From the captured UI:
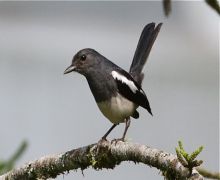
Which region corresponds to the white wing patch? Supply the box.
[111,71,138,93]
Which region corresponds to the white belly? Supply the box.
[97,93,136,124]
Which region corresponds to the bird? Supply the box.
[64,22,162,142]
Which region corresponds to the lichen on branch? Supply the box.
[0,141,204,180]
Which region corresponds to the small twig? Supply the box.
[0,141,27,175]
[205,0,220,15]
[197,167,220,180]
[163,0,172,17]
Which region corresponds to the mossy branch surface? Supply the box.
[0,141,204,180]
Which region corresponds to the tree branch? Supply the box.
[0,141,205,180]
[197,168,220,180]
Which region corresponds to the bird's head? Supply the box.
[64,48,101,76]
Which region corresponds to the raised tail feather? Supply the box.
[129,23,162,85]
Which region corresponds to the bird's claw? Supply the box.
[111,138,124,145]
[96,138,109,153]
[98,137,108,145]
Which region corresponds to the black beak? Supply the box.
[64,65,76,74]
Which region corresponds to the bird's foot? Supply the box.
[111,138,125,145]
[98,137,108,145]
[96,137,109,153]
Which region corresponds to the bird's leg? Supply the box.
[100,124,118,142]
[97,124,118,152]
[121,117,131,141]
[111,117,131,144]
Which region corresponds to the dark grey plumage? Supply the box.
[130,23,162,85]
[64,23,162,141]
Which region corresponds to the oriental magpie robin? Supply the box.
[64,23,162,141]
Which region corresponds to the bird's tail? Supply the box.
[129,23,162,85]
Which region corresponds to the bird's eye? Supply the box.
[80,55,86,61]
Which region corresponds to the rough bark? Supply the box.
[0,141,204,180]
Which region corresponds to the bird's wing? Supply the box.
[111,69,152,115]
